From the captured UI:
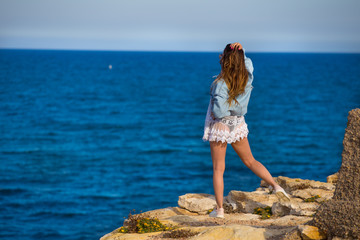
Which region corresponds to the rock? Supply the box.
[100,230,160,240]
[189,225,238,240]
[267,215,313,227]
[226,190,279,213]
[331,237,357,240]
[271,201,291,216]
[261,176,335,194]
[165,213,312,228]
[312,201,360,239]
[312,108,360,239]
[272,199,319,217]
[283,227,303,240]
[326,172,339,184]
[290,188,333,201]
[333,109,360,201]
[122,207,199,227]
[255,187,268,192]
[160,215,201,228]
[179,212,261,226]
[136,206,198,220]
[278,224,327,240]
[223,195,241,213]
[178,193,216,214]
[100,173,344,240]
[298,224,327,240]
[189,224,295,240]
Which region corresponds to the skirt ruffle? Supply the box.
[202,97,249,144]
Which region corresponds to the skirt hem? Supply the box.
[202,123,249,144]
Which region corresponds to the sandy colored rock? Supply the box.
[137,206,198,220]
[100,230,160,240]
[271,201,292,217]
[160,215,202,228]
[298,224,326,240]
[175,212,260,225]
[190,225,239,240]
[288,201,318,217]
[178,193,216,214]
[312,109,360,239]
[283,227,303,240]
[261,176,335,194]
[291,188,333,201]
[255,187,268,192]
[272,198,319,217]
[188,224,294,240]
[326,172,339,184]
[267,215,312,227]
[101,171,346,240]
[226,190,279,213]
[331,237,357,240]
[101,174,336,240]
[164,213,312,229]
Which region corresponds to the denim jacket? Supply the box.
[210,52,254,119]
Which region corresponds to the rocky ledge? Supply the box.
[101,109,360,240]
[101,174,339,240]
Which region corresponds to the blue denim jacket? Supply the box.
[210,53,254,119]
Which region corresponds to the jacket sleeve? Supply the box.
[243,49,254,75]
[244,56,254,82]
[211,81,230,119]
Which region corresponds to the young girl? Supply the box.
[202,42,291,218]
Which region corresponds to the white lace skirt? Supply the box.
[202,97,249,144]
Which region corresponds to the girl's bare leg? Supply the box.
[231,137,281,190]
[210,140,227,209]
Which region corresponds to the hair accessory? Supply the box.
[230,45,234,50]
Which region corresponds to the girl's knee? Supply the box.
[243,158,256,168]
[213,165,225,173]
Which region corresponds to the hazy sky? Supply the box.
[1,0,359,52]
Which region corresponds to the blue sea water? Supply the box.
[0,49,359,240]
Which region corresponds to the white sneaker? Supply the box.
[209,207,224,218]
[269,185,291,201]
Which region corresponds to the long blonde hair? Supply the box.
[213,43,249,107]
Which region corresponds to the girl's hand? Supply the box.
[230,42,242,50]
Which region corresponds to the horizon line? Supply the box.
[1,47,359,54]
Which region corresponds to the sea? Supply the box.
[0,49,359,240]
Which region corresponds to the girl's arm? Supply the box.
[211,81,230,119]
[244,49,254,76]
[244,53,254,86]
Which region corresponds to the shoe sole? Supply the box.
[275,191,291,202]
[209,212,225,218]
